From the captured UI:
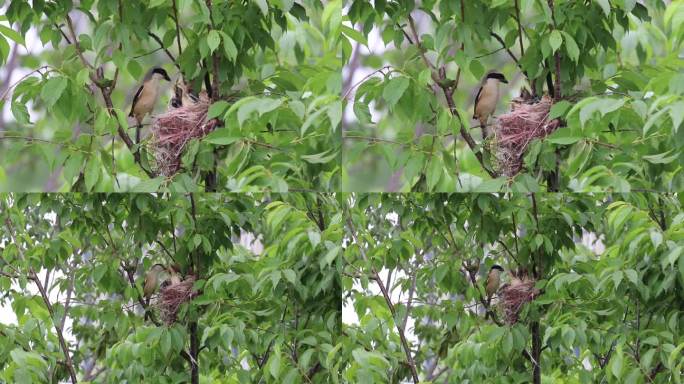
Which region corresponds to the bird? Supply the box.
[129,67,171,144]
[143,263,168,301]
[170,78,199,108]
[473,72,509,139]
[143,263,183,302]
[485,264,505,305]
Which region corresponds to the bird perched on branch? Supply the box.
[143,263,181,303]
[129,67,171,145]
[474,72,509,139]
[485,264,505,306]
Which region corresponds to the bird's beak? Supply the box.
[164,73,171,81]
[501,78,509,84]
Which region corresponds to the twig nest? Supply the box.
[157,275,197,324]
[150,94,219,176]
[493,96,562,177]
[499,277,540,324]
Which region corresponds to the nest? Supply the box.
[150,95,219,176]
[499,278,540,324]
[157,275,197,324]
[493,96,562,177]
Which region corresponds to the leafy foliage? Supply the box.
[342,193,684,383]
[0,0,341,192]
[342,0,683,192]
[0,193,341,383]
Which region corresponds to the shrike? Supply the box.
[485,264,505,305]
[473,72,509,139]
[129,67,171,144]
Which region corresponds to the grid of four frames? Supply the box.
[1,1,683,383]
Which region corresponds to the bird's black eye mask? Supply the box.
[486,72,509,83]
[490,265,504,271]
[152,68,171,81]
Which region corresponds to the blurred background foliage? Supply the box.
[0,0,341,192]
[0,193,341,383]
[342,193,684,383]
[342,0,684,192]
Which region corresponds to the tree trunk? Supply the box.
[531,321,541,384]
[190,321,199,384]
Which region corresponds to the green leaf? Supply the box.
[40,76,68,108]
[662,245,684,269]
[204,128,241,145]
[237,98,283,127]
[327,101,342,131]
[268,351,281,378]
[84,156,100,191]
[320,245,341,269]
[549,100,572,119]
[131,177,165,192]
[208,101,230,119]
[0,25,25,46]
[561,32,579,62]
[11,102,30,124]
[283,269,297,284]
[549,30,563,53]
[253,0,268,15]
[301,149,337,164]
[502,331,513,354]
[611,349,623,378]
[221,32,238,61]
[342,25,367,46]
[546,132,581,145]
[128,60,142,80]
[160,329,172,356]
[382,76,410,107]
[207,30,220,53]
[426,156,442,190]
[596,0,611,16]
[643,150,678,164]
[149,0,167,7]
[669,102,684,133]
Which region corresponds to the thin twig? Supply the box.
[64,13,154,177]
[342,65,391,100]
[3,211,78,384]
[172,0,183,57]
[345,209,420,383]
[147,32,181,69]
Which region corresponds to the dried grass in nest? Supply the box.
[157,275,197,325]
[499,278,540,324]
[151,95,220,176]
[493,96,562,177]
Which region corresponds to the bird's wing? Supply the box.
[473,85,483,117]
[129,84,144,117]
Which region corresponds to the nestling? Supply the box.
[129,67,171,144]
[473,72,509,139]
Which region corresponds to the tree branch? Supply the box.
[345,210,420,383]
[147,32,181,70]
[547,0,562,99]
[514,0,525,57]
[65,13,154,178]
[3,213,78,383]
[172,0,183,57]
